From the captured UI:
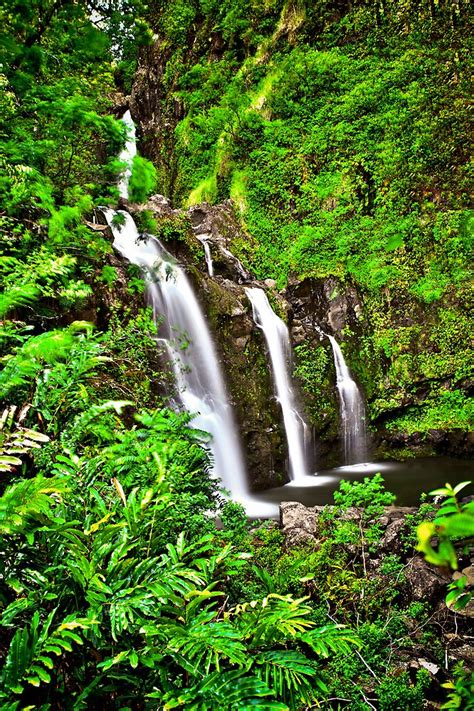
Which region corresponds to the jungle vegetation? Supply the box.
[0,0,473,709]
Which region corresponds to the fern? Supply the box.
[1,611,96,696]
[300,624,361,658]
[0,476,68,537]
[0,284,40,318]
[153,668,289,710]
[254,649,321,708]
[232,594,314,645]
[160,611,247,674]
[0,406,49,472]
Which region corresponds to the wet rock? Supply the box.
[379,518,408,554]
[375,427,474,459]
[285,277,364,341]
[405,556,451,602]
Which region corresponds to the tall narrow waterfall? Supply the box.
[106,110,278,515]
[104,209,249,500]
[118,110,136,199]
[196,235,214,276]
[327,335,368,464]
[246,288,310,483]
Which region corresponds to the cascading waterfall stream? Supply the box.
[327,335,368,465]
[245,288,310,483]
[196,234,214,277]
[118,110,136,199]
[102,109,266,508]
[104,209,250,502]
[221,247,250,282]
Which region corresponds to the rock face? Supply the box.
[123,195,472,481]
[285,277,364,344]
[280,501,419,550]
[404,556,451,602]
[377,427,474,459]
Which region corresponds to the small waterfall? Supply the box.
[245,288,310,483]
[221,247,250,282]
[327,335,368,464]
[196,234,214,276]
[118,109,136,199]
[104,209,250,500]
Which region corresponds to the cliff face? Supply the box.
[126,1,472,475]
[128,197,473,483]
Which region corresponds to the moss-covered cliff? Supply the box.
[130,0,473,457]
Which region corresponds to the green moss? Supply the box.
[293,343,337,428]
[386,390,473,435]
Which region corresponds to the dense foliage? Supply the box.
[1,1,472,709]
[141,0,473,441]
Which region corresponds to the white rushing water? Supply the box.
[245,288,310,483]
[327,335,368,465]
[103,110,279,516]
[196,234,214,276]
[118,110,136,199]
[221,247,250,282]
[104,209,251,502]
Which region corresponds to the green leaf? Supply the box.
[129,651,139,669]
[453,481,472,495]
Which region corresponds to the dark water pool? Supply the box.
[246,457,473,519]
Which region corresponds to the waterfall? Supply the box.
[104,209,250,500]
[105,110,278,516]
[327,335,368,464]
[118,109,136,199]
[221,247,250,282]
[196,234,214,276]
[245,288,310,483]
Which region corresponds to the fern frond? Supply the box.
[0,476,68,536]
[0,406,49,472]
[0,285,39,318]
[1,611,96,695]
[161,612,247,674]
[154,668,289,710]
[300,624,361,658]
[254,650,320,708]
[232,595,314,645]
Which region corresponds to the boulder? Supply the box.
[280,502,323,547]
[404,556,451,602]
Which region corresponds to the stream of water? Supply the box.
[328,335,368,464]
[246,287,310,483]
[103,209,258,506]
[118,109,136,199]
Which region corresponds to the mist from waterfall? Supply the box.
[327,335,368,465]
[245,288,310,483]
